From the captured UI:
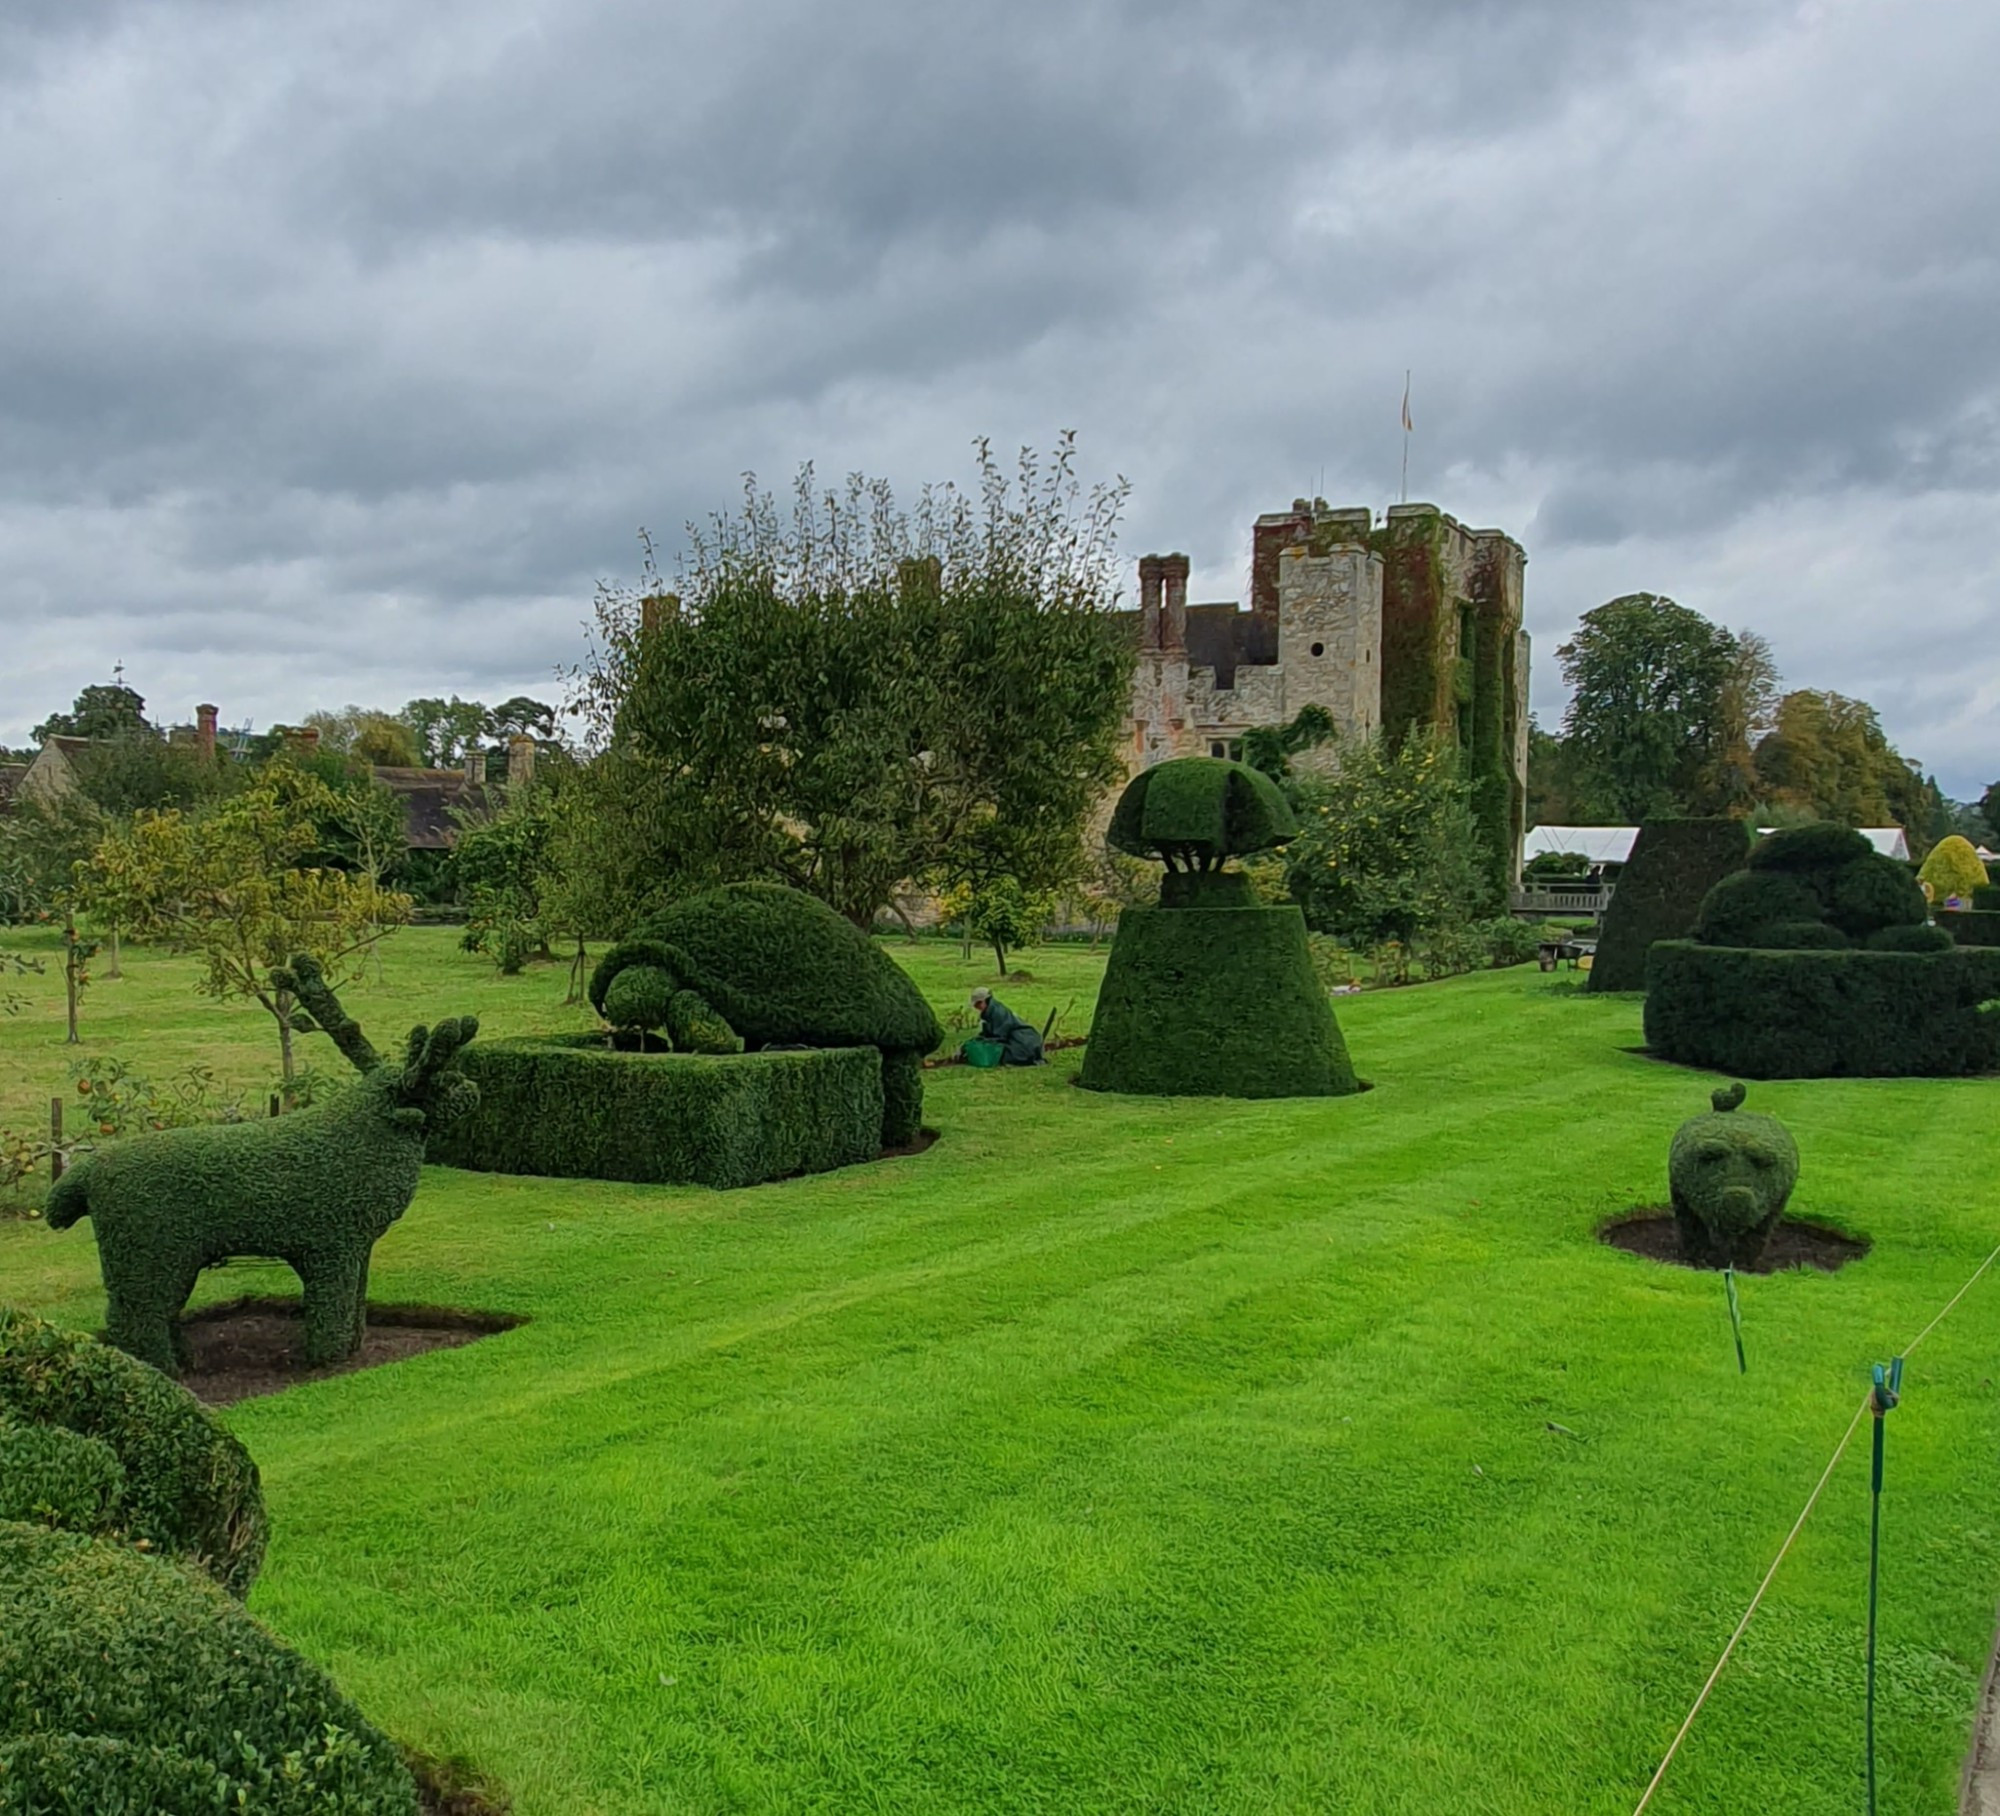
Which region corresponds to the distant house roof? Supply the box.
[1526,825,1914,865]
[370,766,486,850]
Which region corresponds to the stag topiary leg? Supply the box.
[298,1253,365,1366]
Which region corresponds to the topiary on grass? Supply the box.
[1587,817,1751,992]
[1649,820,1989,1077]
[1918,833,1989,904]
[1667,1083,1800,1269]
[589,884,941,1146]
[0,1522,418,1815]
[431,1036,884,1189]
[1083,757,1360,1098]
[0,1308,264,1595]
[44,956,479,1376]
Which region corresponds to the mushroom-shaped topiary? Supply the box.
[1667,1083,1800,1269]
[1108,757,1298,907]
[1081,757,1359,1098]
[589,884,942,1145]
[1919,833,1989,905]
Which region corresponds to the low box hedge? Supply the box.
[428,1035,885,1190]
[1936,908,2000,948]
[1644,941,2000,1078]
[1975,885,2000,911]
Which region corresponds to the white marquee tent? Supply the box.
[1525,825,1914,866]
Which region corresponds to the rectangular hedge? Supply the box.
[1644,942,2000,1078]
[1939,909,2000,947]
[429,1036,884,1190]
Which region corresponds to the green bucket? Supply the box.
[962,1038,1005,1069]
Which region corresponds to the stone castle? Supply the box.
[1119,499,1531,888]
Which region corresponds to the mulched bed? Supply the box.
[173,1297,525,1406]
[878,1128,940,1160]
[1600,1207,1870,1274]
[407,1750,511,1815]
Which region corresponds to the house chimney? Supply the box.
[507,734,536,788]
[640,592,681,638]
[1138,555,1164,650]
[196,704,218,763]
[463,749,485,785]
[1160,554,1189,654]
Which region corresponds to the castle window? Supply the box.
[1208,739,1244,761]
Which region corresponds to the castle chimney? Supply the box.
[463,749,485,785]
[507,734,537,789]
[1160,554,1189,654]
[196,703,218,763]
[1138,555,1164,650]
[296,725,320,753]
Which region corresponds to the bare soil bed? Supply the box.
[174,1296,525,1405]
[1600,1207,1870,1273]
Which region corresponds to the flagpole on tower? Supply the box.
[1400,370,1412,505]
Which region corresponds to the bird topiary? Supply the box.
[1667,1084,1800,1269]
[0,1521,418,1815]
[588,883,942,1146]
[0,1307,265,1595]
[1082,757,1360,1098]
[44,956,479,1375]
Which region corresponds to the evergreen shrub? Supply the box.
[1587,818,1751,992]
[590,884,940,1146]
[1644,942,2000,1077]
[431,1036,885,1189]
[1079,906,1360,1097]
[1667,1083,1799,1269]
[1975,885,2000,911]
[43,957,479,1374]
[0,1522,416,1816]
[1936,909,2000,948]
[0,1309,265,1595]
[1918,833,1989,902]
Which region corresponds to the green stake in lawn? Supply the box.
[1079,756,1361,1097]
[1723,1265,1746,1373]
[1866,1356,1903,1816]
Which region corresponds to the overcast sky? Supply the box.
[3,0,1995,793]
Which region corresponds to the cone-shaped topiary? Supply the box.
[1919,834,1989,904]
[589,883,941,1146]
[44,957,479,1375]
[1587,818,1752,993]
[1667,1083,1800,1268]
[0,1307,265,1595]
[0,1521,418,1814]
[1082,758,1359,1098]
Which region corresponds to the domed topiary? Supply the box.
[0,1308,265,1596]
[590,883,942,1146]
[1919,833,1989,904]
[1082,757,1360,1098]
[1690,823,1926,949]
[1668,1083,1800,1269]
[0,1521,417,1815]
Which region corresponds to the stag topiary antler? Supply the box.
[271,953,380,1074]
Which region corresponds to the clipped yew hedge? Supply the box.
[1080,904,1360,1098]
[430,1035,885,1189]
[1937,909,2000,948]
[0,1523,416,1816]
[1644,942,2000,1078]
[1587,817,1751,993]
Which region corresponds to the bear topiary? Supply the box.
[1668,1083,1800,1269]
[1587,818,1752,993]
[0,1521,418,1815]
[44,956,479,1376]
[1080,757,1360,1098]
[589,883,942,1147]
[0,1308,265,1595]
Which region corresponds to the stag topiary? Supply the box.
[45,956,478,1375]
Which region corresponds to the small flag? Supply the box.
[1401,371,1413,434]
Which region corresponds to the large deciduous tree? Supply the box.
[1751,689,1941,848]
[568,437,1134,927]
[79,766,411,1087]
[1556,595,1769,821]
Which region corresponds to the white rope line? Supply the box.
[1630,1234,2000,1813]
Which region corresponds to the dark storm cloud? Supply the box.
[1,0,1995,792]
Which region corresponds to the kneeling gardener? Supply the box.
[968,988,1045,1065]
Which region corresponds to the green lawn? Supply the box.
[3,926,1998,1813]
